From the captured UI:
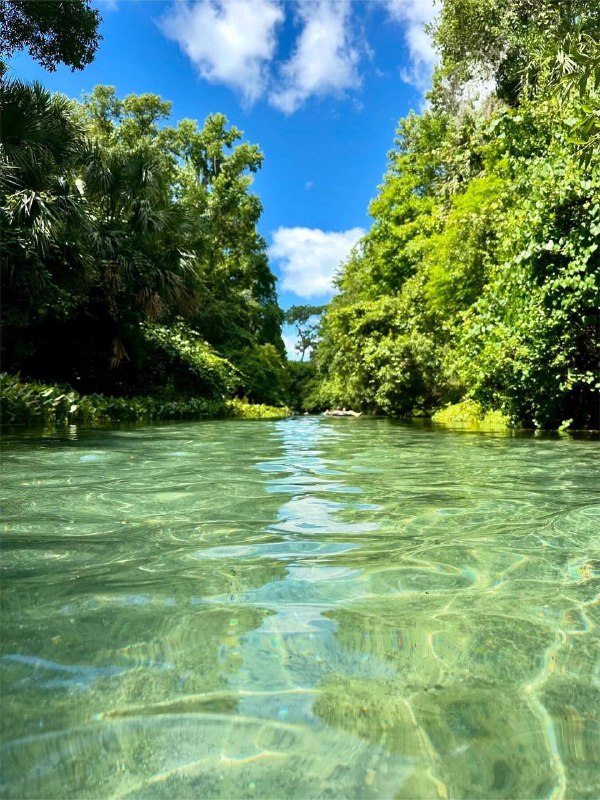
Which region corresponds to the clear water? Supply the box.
[1,417,598,799]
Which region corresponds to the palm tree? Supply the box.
[1,80,92,374]
[83,139,201,365]
[0,80,199,379]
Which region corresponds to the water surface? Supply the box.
[1,418,599,798]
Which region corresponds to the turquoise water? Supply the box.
[1,417,598,799]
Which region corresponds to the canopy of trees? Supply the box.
[3,0,598,426]
[1,82,288,405]
[0,1,101,72]
[316,0,600,429]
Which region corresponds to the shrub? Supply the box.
[139,322,239,399]
[0,373,289,427]
[228,344,290,406]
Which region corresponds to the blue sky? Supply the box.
[7,0,437,352]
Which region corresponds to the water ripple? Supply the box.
[1,417,598,798]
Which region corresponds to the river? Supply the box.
[1,417,598,798]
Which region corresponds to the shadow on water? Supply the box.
[1,417,599,798]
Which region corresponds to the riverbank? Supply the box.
[0,374,291,428]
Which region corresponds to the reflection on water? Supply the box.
[1,418,599,798]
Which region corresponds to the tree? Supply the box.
[1,82,288,406]
[167,111,284,356]
[76,89,285,393]
[431,0,600,106]
[0,1,101,72]
[316,0,600,428]
[0,80,93,375]
[284,305,325,361]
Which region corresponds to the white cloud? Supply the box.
[159,0,283,105]
[282,328,300,360]
[271,226,365,299]
[269,0,360,114]
[379,0,438,90]
[159,0,438,110]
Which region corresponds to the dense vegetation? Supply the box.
[316,0,600,429]
[2,1,598,429]
[0,374,289,427]
[0,79,289,408]
[1,4,291,421]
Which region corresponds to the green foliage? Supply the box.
[432,400,510,430]
[1,81,286,408]
[0,374,289,428]
[229,344,289,407]
[431,0,599,106]
[286,360,322,413]
[317,2,600,430]
[319,280,444,416]
[0,0,101,72]
[227,398,291,419]
[1,373,79,426]
[424,173,508,317]
[139,322,239,399]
